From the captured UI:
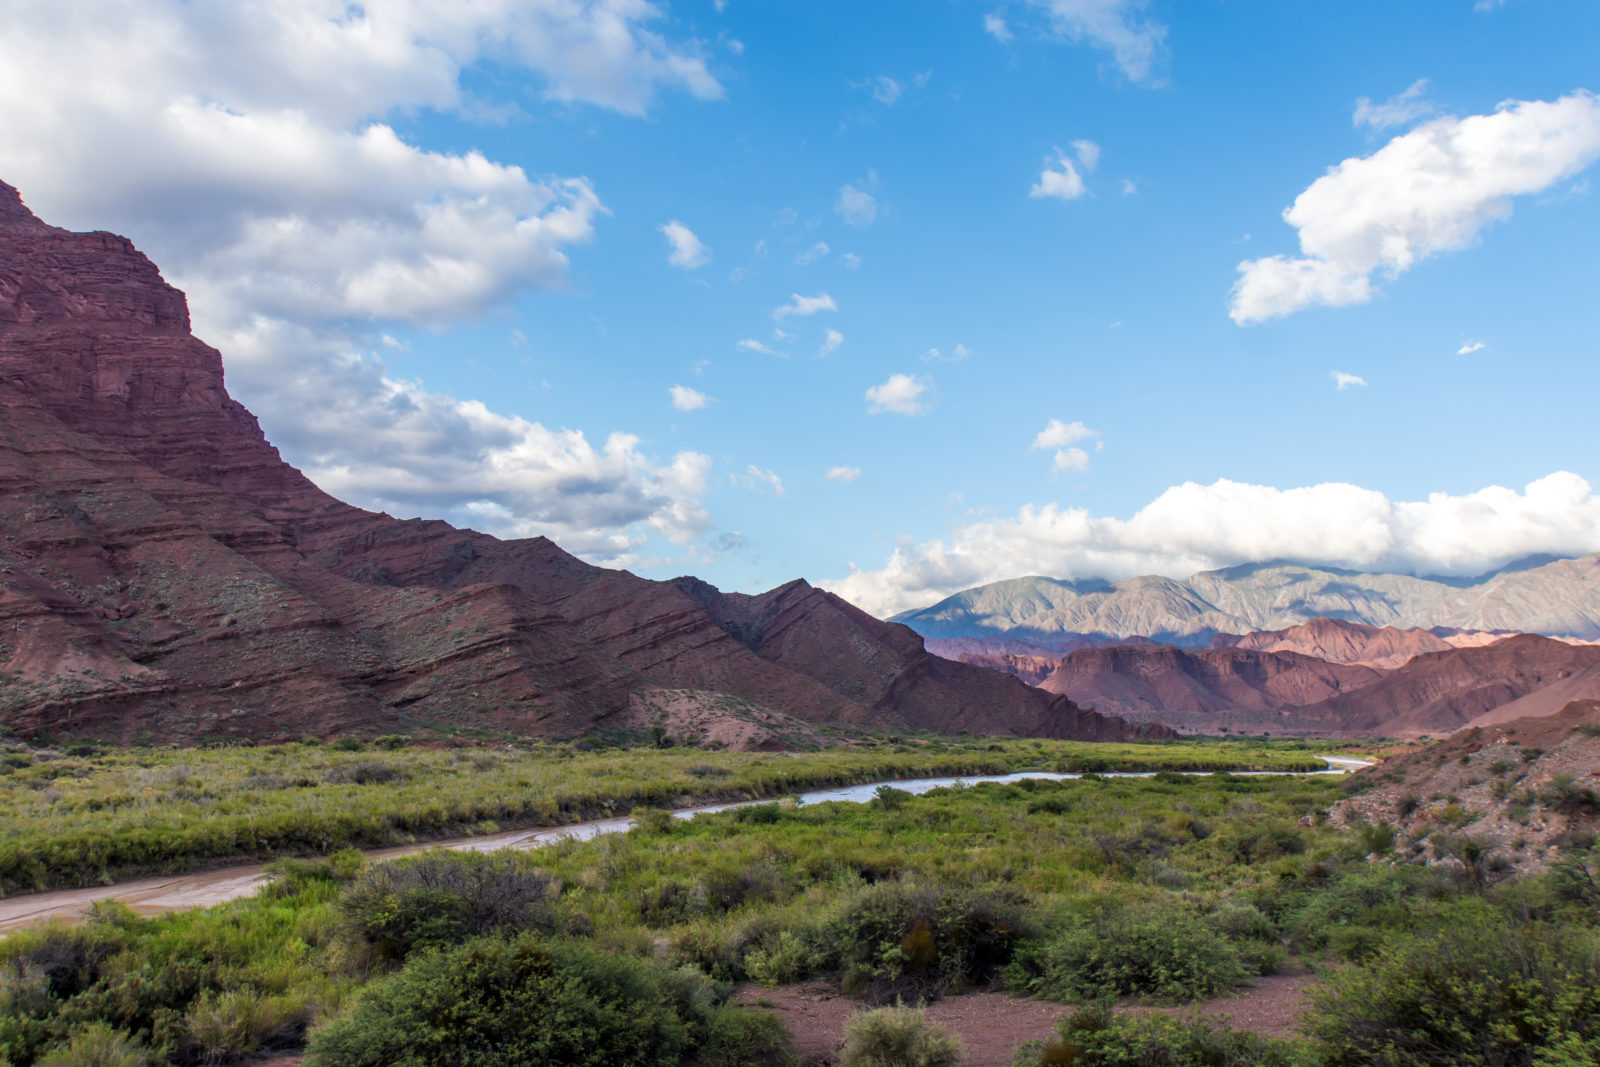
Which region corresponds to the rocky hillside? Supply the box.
[1331,698,1600,874]
[893,558,1600,647]
[0,180,1162,747]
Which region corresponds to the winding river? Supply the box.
[0,756,1370,936]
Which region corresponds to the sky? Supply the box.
[2,0,1599,617]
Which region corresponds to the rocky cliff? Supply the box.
[0,181,1160,746]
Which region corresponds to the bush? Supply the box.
[840,1003,962,1067]
[36,1023,154,1067]
[183,989,309,1063]
[1304,919,1600,1065]
[1009,1003,1296,1067]
[334,851,555,968]
[1015,903,1246,1003]
[823,882,1027,1003]
[305,934,787,1067]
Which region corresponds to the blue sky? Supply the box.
[3,0,1598,615]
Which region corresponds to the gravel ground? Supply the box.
[733,971,1320,1066]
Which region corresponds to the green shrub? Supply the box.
[1010,1003,1296,1067]
[1304,919,1600,1065]
[305,934,786,1067]
[36,1023,153,1067]
[183,988,308,1063]
[822,882,1027,1003]
[1015,903,1246,1003]
[839,1003,962,1067]
[334,851,555,967]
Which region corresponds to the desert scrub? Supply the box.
[304,932,789,1067]
[839,1003,962,1067]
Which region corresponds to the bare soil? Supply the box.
[733,971,1319,1066]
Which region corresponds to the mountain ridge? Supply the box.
[0,179,1161,746]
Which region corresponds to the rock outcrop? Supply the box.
[0,181,1160,745]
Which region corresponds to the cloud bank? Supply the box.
[0,0,722,564]
[824,472,1600,617]
[1231,92,1600,325]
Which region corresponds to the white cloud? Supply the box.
[925,343,972,363]
[659,220,711,269]
[836,172,881,226]
[795,241,829,266]
[1030,419,1100,470]
[984,14,1014,42]
[773,292,837,319]
[1016,0,1168,84]
[0,0,725,566]
[824,471,1600,617]
[865,373,931,415]
[669,384,709,411]
[1474,0,1505,10]
[1353,78,1435,132]
[732,465,786,497]
[868,76,903,105]
[1031,150,1088,201]
[1120,178,1139,196]
[1458,340,1487,355]
[820,328,844,357]
[737,338,785,356]
[1032,418,1098,450]
[1071,139,1101,172]
[826,466,863,483]
[1052,448,1091,471]
[1331,370,1368,390]
[841,253,863,269]
[1232,93,1600,325]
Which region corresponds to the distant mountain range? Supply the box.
[893,557,1600,648]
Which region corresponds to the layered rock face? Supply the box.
[0,182,1159,745]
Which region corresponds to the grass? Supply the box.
[4,740,1598,1066]
[0,736,1328,893]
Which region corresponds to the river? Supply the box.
[0,756,1370,935]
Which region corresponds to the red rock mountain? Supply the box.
[0,181,1163,746]
[1029,634,1600,738]
[1036,645,1384,733]
[1207,617,1455,669]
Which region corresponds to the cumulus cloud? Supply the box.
[1031,419,1100,470]
[1120,178,1139,195]
[836,172,881,226]
[796,241,830,266]
[732,465,786,496]
[866,373,931,415]
[1071,139,1101,172]
[1031,150,1088,201]
[823,472,1600,617]
[773,292,837,319]
[669,384,709,411]
[826,466,863,483]
[1353,78,1435,131]
[1331,371,1368,390]
[737,338,786,356]
[659,220,711,269]
[984,14,1014,42]
[841,252,863,269]
[1458,340,1487,355]
[1014,0,1168,84]
[820,328,844,357]
[1231,93,1600,325]
[0,0,723,565]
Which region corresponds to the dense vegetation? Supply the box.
[0,735,1329,893]
[2,739,1593,1066]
